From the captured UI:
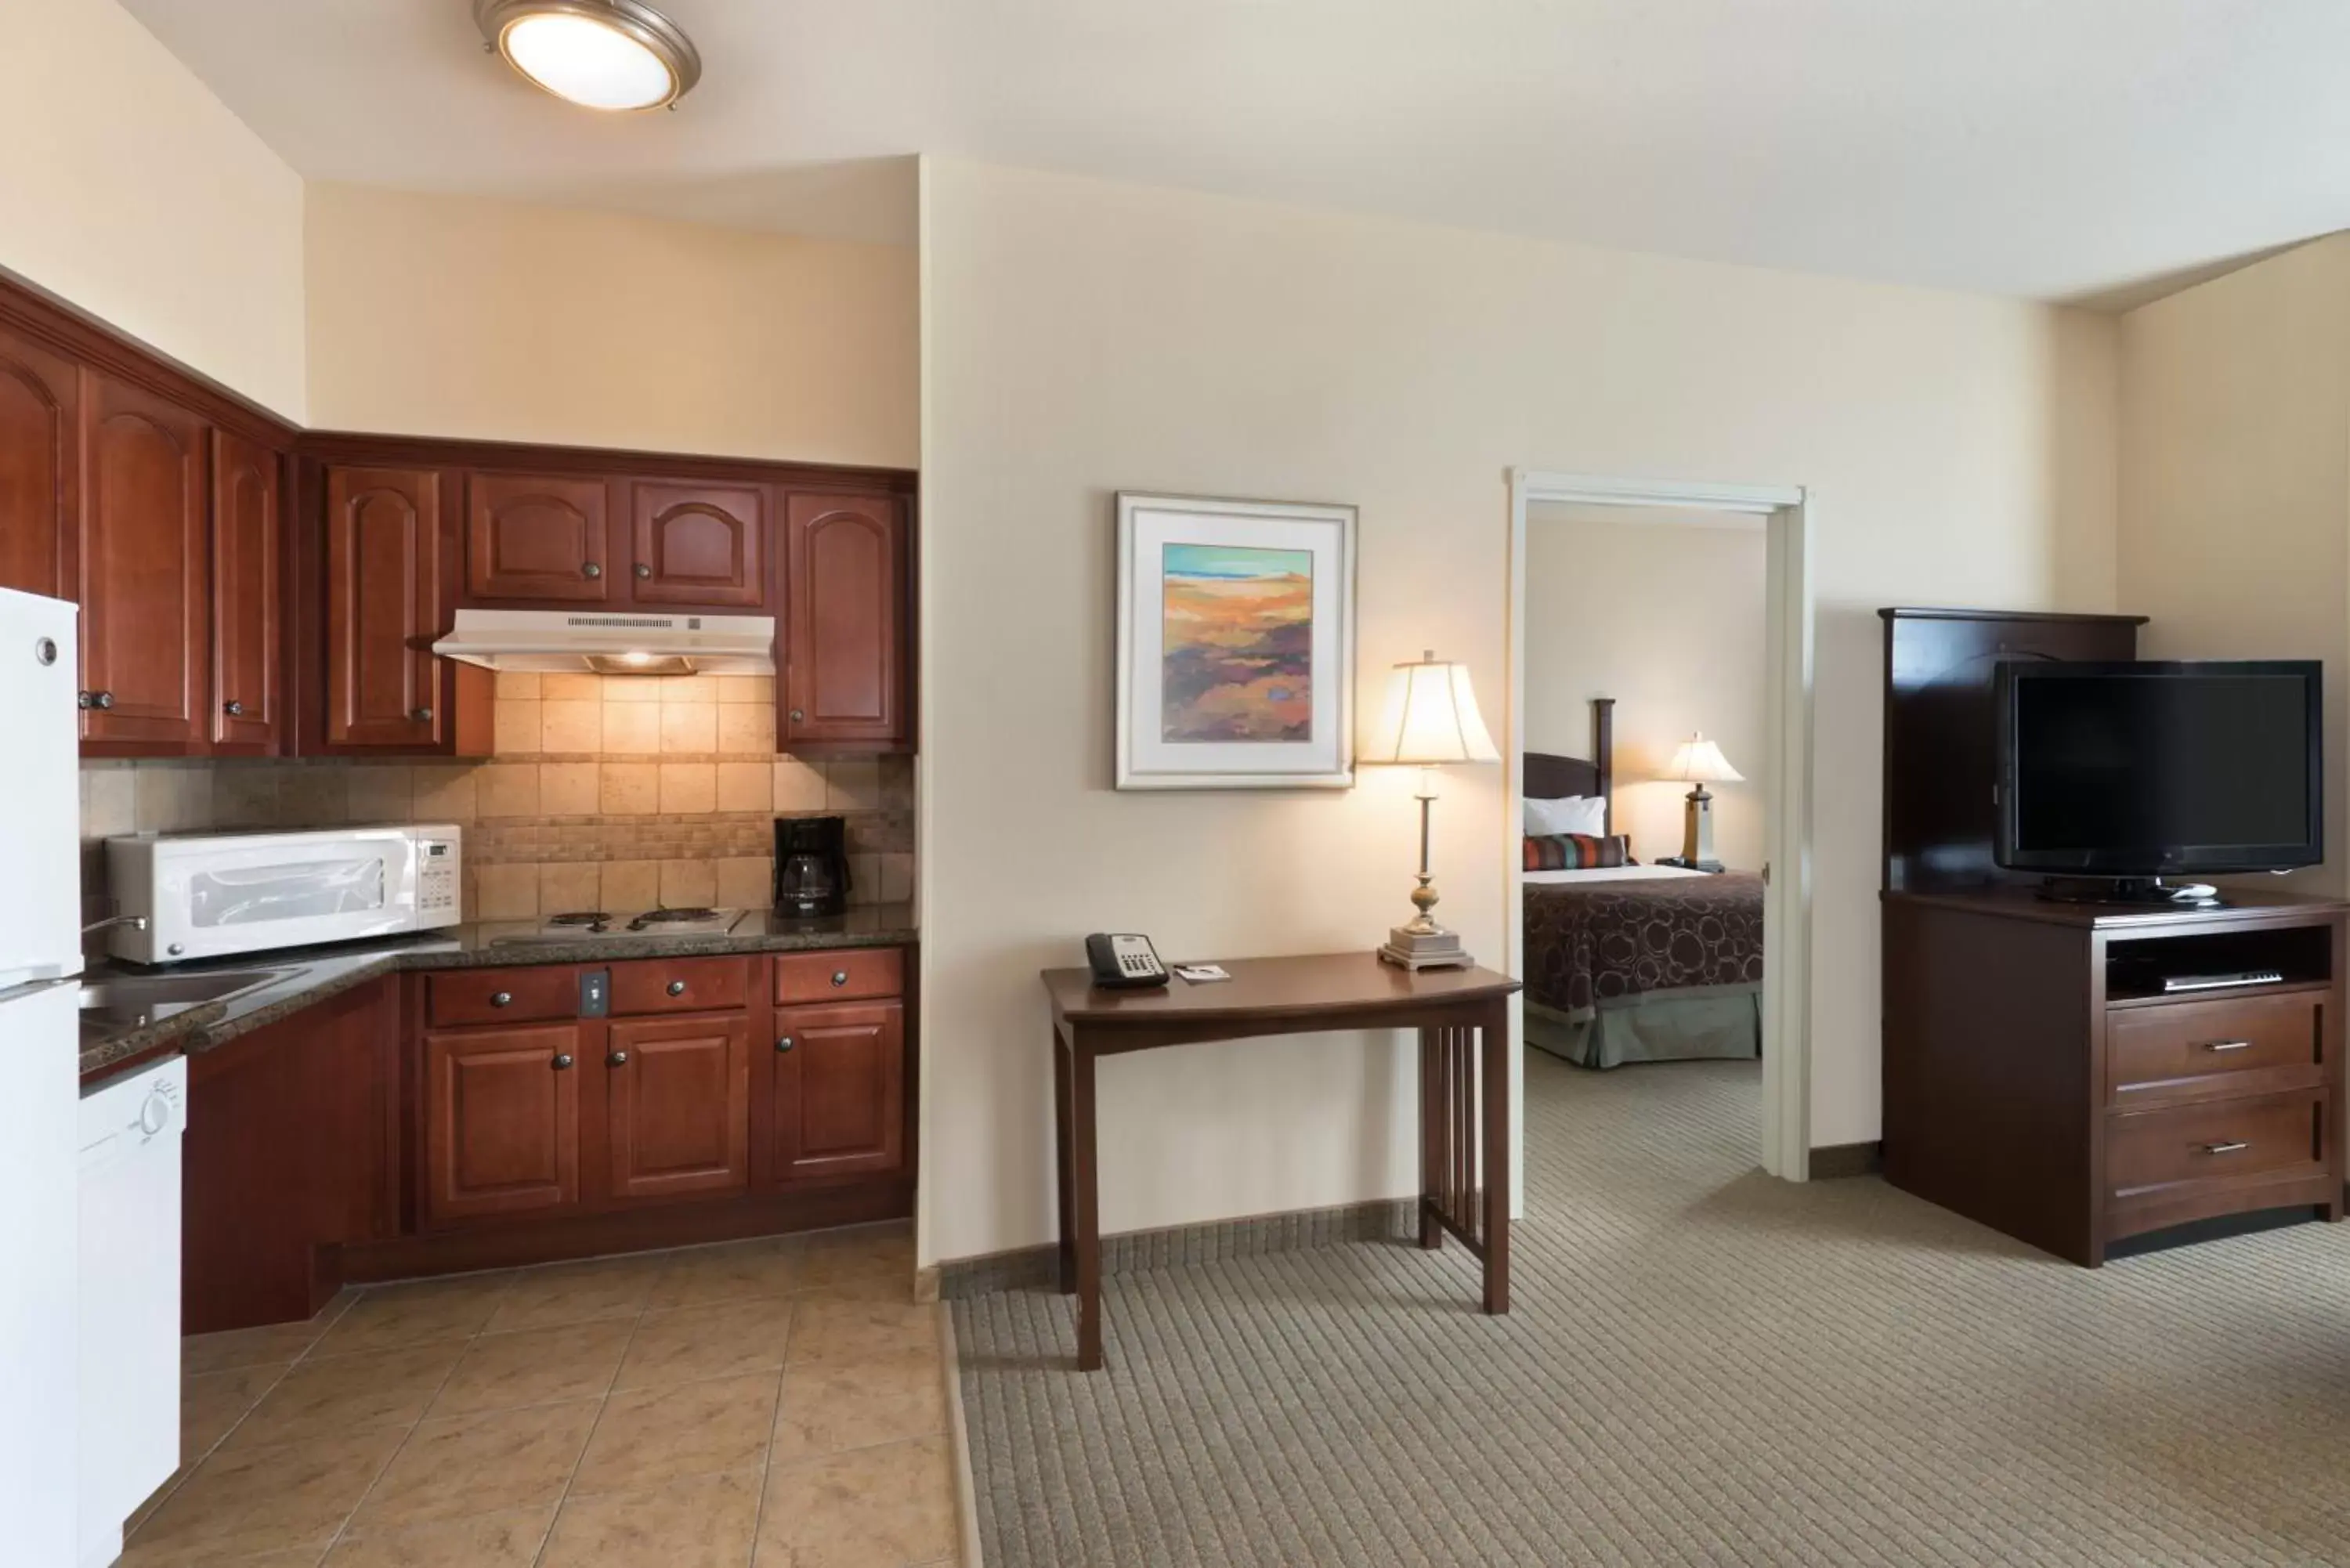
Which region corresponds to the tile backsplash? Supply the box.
[79,672,913,934]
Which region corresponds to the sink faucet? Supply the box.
[81,914,147,936]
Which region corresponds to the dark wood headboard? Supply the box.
[1524,697,1614,833]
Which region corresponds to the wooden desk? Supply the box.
[1041,952,1521,1371]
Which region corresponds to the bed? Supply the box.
[1520,698,1766,1069]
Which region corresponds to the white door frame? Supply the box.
[1504,468,1816,1200]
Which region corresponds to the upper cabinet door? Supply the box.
[211,431,281,752]
[629,481,765,608]
[464,472,609,603]
[0,326,78,602]
[782,493,908,749]
[80,374,208,749]
[324,466,443,749]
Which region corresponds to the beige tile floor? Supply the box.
[121,1221,967,1568]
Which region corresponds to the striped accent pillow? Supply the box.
[1524,833,1635,872]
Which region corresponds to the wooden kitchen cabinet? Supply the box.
[210,430,281,753]
[464,471,611,604]
[319,464,490,754]
[79,373,209,750]
[782,492,909,750]
[0,323,78,602]
[630,480,766,608]
[772,999,906,1181]
[605,1012,753,1202]
[421,1021,583,1227]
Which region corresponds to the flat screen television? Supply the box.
[1994,659,2322,880]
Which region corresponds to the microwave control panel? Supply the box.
[417,840,461,921]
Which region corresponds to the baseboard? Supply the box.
[1810,1140,1883,1179]
[938,1197,1416,1300]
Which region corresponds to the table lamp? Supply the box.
[1661,732,1741,871]
[1370,651,1499,970]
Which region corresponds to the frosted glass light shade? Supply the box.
[1662,733,1743,784]
[1372,652,1500,765]
[478,0,702,111]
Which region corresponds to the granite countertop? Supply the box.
[78,904,919,1085]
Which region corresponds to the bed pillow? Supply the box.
[1524,833,1636,872]
[1524,793,1607,837]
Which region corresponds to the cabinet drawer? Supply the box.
[2108,992,2325,1105]
[427,966,577,1027]
[776,948,903,1005]
[611,956,750,1016]
[2106,1091,2326,1201]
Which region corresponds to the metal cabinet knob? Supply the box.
[607,1050,629,1067]
[667,979,686,996]
[634,563,653,580]
[830,970,848,988]
[223,699,245,717]
[490,991,512,1008]
[776,1035,794,1053]
[583,562,602,579]
[788,708,805,724]
[80,690,114,711]
[412,706,434,723]
[551,1053,574,1070]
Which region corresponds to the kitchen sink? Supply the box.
[78,968,295,1029]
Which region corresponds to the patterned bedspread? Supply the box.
[1523,873,1766,1016]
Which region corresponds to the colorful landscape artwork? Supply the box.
[1159,542,1314,742]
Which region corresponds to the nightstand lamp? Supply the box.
[1371,651,1499,970]
[1660,733,1741,873]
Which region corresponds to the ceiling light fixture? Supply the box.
[475,0,702,112]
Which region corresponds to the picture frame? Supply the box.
[1115,492,1358,789]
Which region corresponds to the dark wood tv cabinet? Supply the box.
[1882,887,2347,1265]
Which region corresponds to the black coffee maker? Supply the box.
[773,817,850,916]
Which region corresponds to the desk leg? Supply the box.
[1053,1029,1076,1294]
[1070,1041,1104,1371]
[1480,1000,1512,1315]
[1416,1028,1442,1248]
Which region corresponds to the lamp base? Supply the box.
[1379,924,1473,971]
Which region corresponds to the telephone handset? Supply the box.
[1085,933,1170,989]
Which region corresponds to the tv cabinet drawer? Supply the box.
[2107,992,2325,1105]
[2106,1090,2326,1202]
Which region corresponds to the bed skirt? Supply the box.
[1524,985,1762,1070]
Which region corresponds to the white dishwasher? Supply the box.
[78,1055,186,1568]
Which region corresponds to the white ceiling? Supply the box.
[121,0,2350,303]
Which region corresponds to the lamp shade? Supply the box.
[1372,652,1500,764]
[1661,733,1743,784]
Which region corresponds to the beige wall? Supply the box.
[919,158,2120,1265]
[2117,236,2350,895]
[1524,504,1767,868]
[0,0,306,417]
[305,184,918,468]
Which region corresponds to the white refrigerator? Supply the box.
[0,587,86,1566]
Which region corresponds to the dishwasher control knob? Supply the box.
[139,1094,172,1136]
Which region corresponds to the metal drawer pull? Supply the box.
[2201,1140,2251,1155]
[831,970,849,988]
[583,562,602,579]
[490,991,512,1008]
[776,1035,794,1053]
[607,1050,628,1067]
[413,706,434,723]
[635,563,653,580]
[223,699,245,717]
[2201,1039,2253,1053]
[667,979,686,995]
[552,1053,574,1070]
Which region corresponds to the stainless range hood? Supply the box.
[432,609,776,676]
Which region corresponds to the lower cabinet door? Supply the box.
[772,1000,906,1181]
[605,1013,752,1203]
[421,1023,580,1227]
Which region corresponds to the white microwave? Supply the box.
[104,826,463,965]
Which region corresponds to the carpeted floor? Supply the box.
[951,1052,2350,1567]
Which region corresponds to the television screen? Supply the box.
[1996,660,2322,876]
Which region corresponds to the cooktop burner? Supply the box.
[490,907,747,947]
[545,911,612,929]
[630,907,718,928]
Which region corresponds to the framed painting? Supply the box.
[1115,493,1357,789]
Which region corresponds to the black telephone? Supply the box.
[1085,932,1170,989]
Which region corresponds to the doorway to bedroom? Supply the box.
[1504,471,1813,1205]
